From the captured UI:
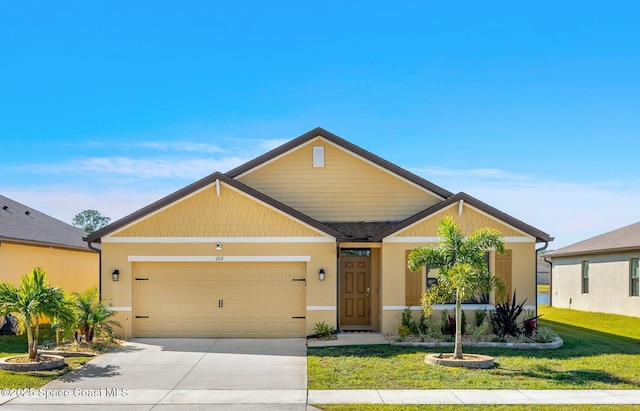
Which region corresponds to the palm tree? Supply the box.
[408,216,505,360]
[0,268,76,360]
[73,287,118,343]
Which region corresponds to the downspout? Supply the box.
[543,255,553,307]
[86,240,102,299]
[335,239,340,331]
[535,239,551,317]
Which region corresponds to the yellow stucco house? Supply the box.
[0,195,98,293]
[86,128,552,338]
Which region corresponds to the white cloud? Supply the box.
[412,166,640,249]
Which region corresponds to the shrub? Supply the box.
[535,325,557,343]
[491,289,526,337]
[401,307,413,329]
[474,308,487,327]
[471,321,489,342]
[397,324,411,341]
[313,321,334,339]
[440,310,465,336]
[426,318,443,339]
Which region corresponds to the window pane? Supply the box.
[582,261,589,294]
[631,259,639,297]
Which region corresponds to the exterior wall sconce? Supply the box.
[216,242,222,250]
[319,268,325,281]
[112,269,120,282]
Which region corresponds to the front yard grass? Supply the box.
[0,331,93,389]
[317,406,639,411]
[308,305,640,390]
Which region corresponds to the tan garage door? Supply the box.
[133,262,306,337]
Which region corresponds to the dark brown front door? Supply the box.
[340,256,371,327]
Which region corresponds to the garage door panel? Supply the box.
[134,262,305,337]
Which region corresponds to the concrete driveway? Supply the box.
[1,338,308,410]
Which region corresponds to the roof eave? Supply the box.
[373,192,553,243]
[86,172,342,243]
[548,246,640,259]
[225,127,454,199]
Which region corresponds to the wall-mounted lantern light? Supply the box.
[112,269,120,282]
[319,268,325,281]
[216,242,222,250]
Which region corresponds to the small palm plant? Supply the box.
[73,287,118,343]
[0,268,76,360]
[408,217,505,360]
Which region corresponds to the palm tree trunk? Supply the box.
[454,297,463,360]
[33,320,40,361]
[26,322,35,360]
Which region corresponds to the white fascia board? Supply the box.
[383,236,534,243]
[128,255,311,263]
[104,237,334,244]
[306,306,337,311]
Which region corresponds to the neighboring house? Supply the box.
[547,222,640,317]
[537,263,551,285]
[0,195,98,293]
[86,128,553,338]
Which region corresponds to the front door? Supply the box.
[339,255,371,328]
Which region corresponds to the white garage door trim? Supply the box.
[128,255,311,262]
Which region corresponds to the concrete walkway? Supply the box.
[0,338,308,410]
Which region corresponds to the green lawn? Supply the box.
[308,305,640,390]
[537,284,550,293]
[0,330,93,389]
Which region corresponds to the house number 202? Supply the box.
[215,256,224,261]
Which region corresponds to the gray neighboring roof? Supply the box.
[546,221,640,258]
[0,195,93,251]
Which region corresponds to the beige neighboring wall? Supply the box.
[236,137,442,222]
[0,242,98,293]
[552,252,640,317]
[379,204,538,334]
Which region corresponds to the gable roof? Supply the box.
[547,221,640,258]
[86,172,344,243]
[372,192,553,243]
[226,127,454,199]
[0,194,93,251]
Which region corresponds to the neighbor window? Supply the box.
[631,258,639,297]
[581,261,589,294]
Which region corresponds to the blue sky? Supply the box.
[1,2,639,248]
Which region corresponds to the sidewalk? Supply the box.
[308,389,640,405]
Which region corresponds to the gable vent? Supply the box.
[313,145,325,168]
